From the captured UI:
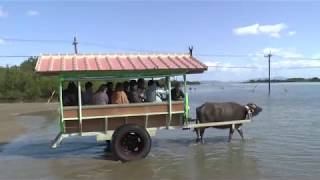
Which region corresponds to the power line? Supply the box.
[208,65,320,69]
[3,37,320,61]
[2,36,320,71]
[207,65,258,69]
[1,56,320,70]
[0,37,169,53]
[194,54,258,58]
[196,53,320,61]
[2,36,320,60]
[0,55,36,58]
[0,37,268,56]
[1,37,70,44]
[277,66,320,69]
[80,41,139,51]
[272,55,320,61]
[80,41,177,53]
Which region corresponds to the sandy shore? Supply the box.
[0,103,58,143]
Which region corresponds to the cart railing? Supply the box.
[63,101,184,119]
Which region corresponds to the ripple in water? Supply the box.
[0,83,319,180]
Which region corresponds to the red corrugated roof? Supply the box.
[35,53,207,75]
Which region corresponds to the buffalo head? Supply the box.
[246,103,262,116]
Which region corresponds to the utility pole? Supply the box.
[73,36,78,54]
[265,52,272,96]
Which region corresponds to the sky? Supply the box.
[0,0,320,81]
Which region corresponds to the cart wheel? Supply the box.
[112,124,151,162]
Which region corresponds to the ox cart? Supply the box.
[35,53,251,162]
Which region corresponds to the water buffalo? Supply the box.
[195,102,262,143]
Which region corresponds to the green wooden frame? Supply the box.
[56,69,188,79]
[58,72,190,134]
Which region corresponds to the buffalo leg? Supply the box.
[200,128,205,143]
[228,127,234,142]
[237,127,244,139]
[195,128,201,143]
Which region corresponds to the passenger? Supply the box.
[155,81,163,102]
[106,82,113,104]
[82,82,93,105]
[145,80,157,102]
[93,84,109,105]
[123,81,130,96]
[111,82,129,104]
[129,79,137,89]
[128,81,141,103]
[171,82,185,101]
[137,78,145,102]
[62,81,78,106]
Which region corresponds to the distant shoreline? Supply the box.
[245,77,320,83]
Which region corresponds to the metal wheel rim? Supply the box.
[120,132,145,156]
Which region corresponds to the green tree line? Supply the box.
[0,57,58,102]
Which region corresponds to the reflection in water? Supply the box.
[1,117,260,180]
[1,83,320,179]
[0,142,8,152]
[89,133,260,180]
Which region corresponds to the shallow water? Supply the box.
[1,82,320,180]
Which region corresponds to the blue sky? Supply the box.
[0,1,320,81]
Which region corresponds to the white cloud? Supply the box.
[262,48,303,58]
[312,54,320,59]
[262,48,281,55]
[205,61,219,67]
[205,61,221,71]
[27,10,39,16]
[259,24,287,38]
[0,6,8,18]
[200,49,320,81]
[205,61,257,72]
[202,48,320,80]
[287,31,296,36]
[259,48,320,69]
[272,59,320,69]
[0,38,5,45]
[233,23,288,38]
[233,23,260,35]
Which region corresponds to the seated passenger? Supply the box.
[106,82,113,104]
[123,81,130,96]
[111,83,129,104]
[128,81,141,103]
[63,81,78,106]
[171,83,185,101]
[145,80,157,102]
[129,79,137,90]
[82,82,93,105]
[93,84,109,105]
[155,81,163,102]
[137,78,145,102]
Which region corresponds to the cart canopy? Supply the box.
[35,53,207,78]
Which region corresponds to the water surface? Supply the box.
[1,82,320,180]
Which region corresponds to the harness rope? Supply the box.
[244,105,253,120]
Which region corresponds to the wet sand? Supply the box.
[0,103,58,143]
